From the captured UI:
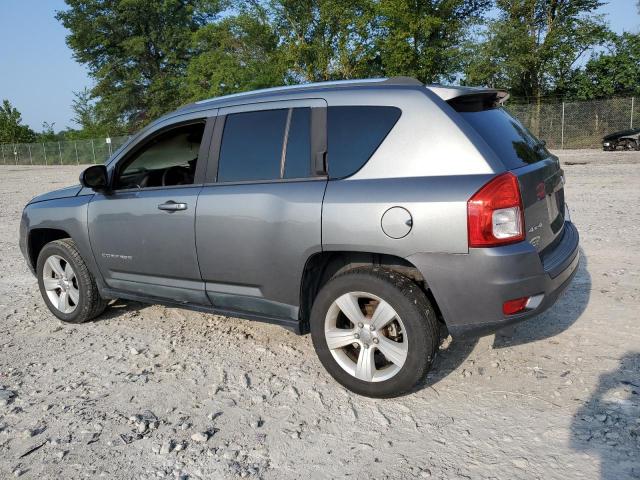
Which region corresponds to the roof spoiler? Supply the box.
[448,91,509,112]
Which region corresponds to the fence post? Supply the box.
[1,144,4,164]
[43,143,48,165]
[560,102,565,150]
[74,141,79,165]
[631,97,635,129]
[91,139,96,164]
[28,144,32,165]
[58,141,63,165]
[14,144,18,165]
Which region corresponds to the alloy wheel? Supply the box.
[324,291,408,382]
[42,254,79,314]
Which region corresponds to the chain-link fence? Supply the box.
[0,96,637,163]
[0,136,129,166]
[508,96,637,149]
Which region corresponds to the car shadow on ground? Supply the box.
[492,246,591,349]
[90,298,146,322]
[570,352,640,479]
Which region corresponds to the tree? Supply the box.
[267,0,380,82]
[464,0,609,102]
[185,9,286,100]
[39,122,58,142]
[0,100,36,144]
[569,32,640,99]
[71,89,99,134]
[375,0,490,83]
[66,87,120,138]
[257,0,490,84]
[57,0,224,130]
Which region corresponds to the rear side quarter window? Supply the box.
[327,106,401,179]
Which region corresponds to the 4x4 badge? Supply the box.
[528,222,542,233]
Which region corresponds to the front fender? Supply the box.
[20,196,105,290]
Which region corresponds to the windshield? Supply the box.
[459,107,549,169]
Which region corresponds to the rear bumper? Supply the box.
[407,221,580,337]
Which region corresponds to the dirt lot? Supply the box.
[0,150,639,480]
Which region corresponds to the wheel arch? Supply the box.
[28,228,72,271]
[298,251,443,332]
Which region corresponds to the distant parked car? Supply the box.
[602,127,640,151]
[20,77,580,398]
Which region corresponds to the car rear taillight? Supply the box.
[468,172,525,247]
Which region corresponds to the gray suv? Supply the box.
[19,77,579,397]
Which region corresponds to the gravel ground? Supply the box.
[0,150,639,480]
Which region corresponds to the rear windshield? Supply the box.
[459,108,549,169]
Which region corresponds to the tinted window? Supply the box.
[328,106,401,178]
[283,108,311,179]
[218,109,288,182]
[459,108,549,169]
[116,123,204,189]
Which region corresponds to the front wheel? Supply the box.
[36,239,108,323]
[310,267,440,398]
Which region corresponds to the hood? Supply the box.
[603,127,640,141]
[28,185,83,205]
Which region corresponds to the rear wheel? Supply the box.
[37,239,107,323]
[310,267,439,398]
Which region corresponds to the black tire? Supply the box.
[310,267,439,398]
[36,238,108,323]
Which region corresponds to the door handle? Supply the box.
[158,201,188,212]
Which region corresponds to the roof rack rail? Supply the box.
[193,77,423,105]
[381,76,423,86]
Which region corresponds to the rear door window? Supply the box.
[327,106,401,178]
[459,108,549,169]
[217,107,313,182]
[218,109,288,182]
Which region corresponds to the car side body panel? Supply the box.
[322,175,494,256]
[87,185,207,304]
[196,179,326,319]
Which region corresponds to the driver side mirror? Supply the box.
[80,165,109,193]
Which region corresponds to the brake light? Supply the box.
[468,172,525,247]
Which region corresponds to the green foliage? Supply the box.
[376,0,490,83]
[56,0,225,131]
[568,32,640,99]
[267,0,489,83]
[57,0,494,130]
[185,9,286,100]
[43,0,637,140]
[39,122,59,142]
[464,0,609,101]
[0,100,36,144]
[268,0,380,81]
[61,88,123,139]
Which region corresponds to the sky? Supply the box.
[0,0,638,133]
